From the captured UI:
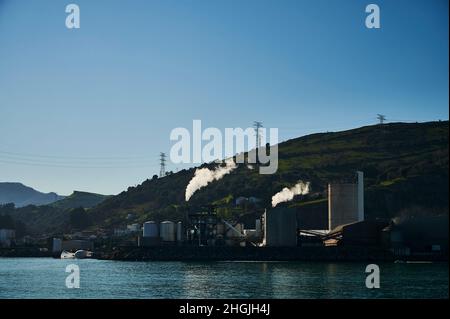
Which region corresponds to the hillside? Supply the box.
[89,121,449,229]
[50,191,111,210]
[1,190,110,235]
[0,182,65,207]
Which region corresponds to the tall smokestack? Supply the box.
[357,171,364,221]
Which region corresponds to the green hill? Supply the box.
[51,191,111,210]
[89,121,449,229]
[0,191,110,235]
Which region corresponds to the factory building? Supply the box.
[296,199,328,230]
[382,216,449,258]
[328,171,364,231]
[323,220,388,247]
[263,207,297,247]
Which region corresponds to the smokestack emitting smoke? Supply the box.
[271,181,310,207]
[185,159,237,201]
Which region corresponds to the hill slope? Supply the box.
[0,182,65,207]
[51,191,111,210]
[89,121,449,229]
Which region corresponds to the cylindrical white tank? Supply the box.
[52,238,62,253]
[143,221,159,238]
[160,221,176,242]
[176,222,183,242]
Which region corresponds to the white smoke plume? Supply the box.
[185,158,237,201]
[271,181,310,207]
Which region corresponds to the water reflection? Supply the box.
[0,259,447,299]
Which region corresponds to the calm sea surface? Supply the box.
[0,258,448,299]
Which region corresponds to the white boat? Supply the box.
[60,250,75,259]
[74,250,93,259]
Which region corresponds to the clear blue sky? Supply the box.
[0,0,448,195]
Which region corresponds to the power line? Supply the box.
[0,154,156,165]
[159,152,166,178]
[0,149,152,160]
[0,159,159,169]
[377,114,387,124]
[253,121,263,148]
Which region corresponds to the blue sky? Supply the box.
[0,0,448,195]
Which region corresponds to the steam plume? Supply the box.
[185,159,237,201]
[271,181,310,207]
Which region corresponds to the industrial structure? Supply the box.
[262,207,297,247]
[135,171,369,249]
[328,171,364,231]
[159,152,166,178]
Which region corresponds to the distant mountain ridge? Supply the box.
[0,182,65,207]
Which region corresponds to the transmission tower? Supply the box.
[377,114,386,124]
[253,121,263,148]
[159,152,166,177]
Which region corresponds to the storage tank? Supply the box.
[143,221,159,238]
[160,221,176,242]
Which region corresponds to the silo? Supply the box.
[328,183,358,231]
[160,221,176,242]
[143,221,159,238]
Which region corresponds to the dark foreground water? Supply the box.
[0,258,448,299]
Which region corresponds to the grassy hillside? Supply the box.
[89,121,449,229]
[51,191,111,210]
[1,191,110,235]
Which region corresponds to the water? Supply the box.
[0,258,448,299]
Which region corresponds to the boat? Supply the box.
[74,250,93,259]
[60,250,93,259]
[60,250,75,259]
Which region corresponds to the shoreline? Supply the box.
[2,246,447,262]
[94,246,447,262]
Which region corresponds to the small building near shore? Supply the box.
[0,229,15,248]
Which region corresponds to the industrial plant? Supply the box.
[41,169,448,262]
[134,171,367,249]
